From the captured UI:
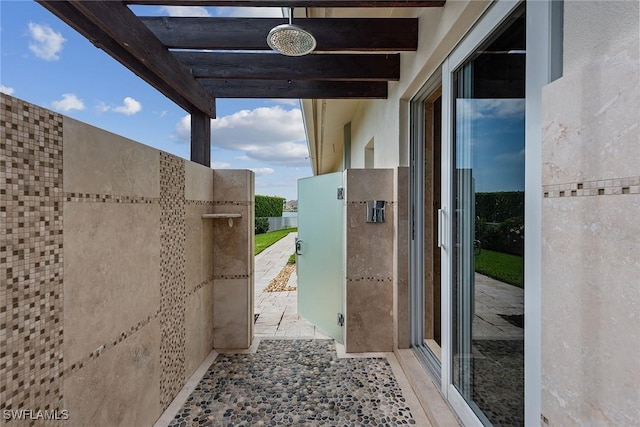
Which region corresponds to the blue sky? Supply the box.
[0,1,311,201]
[456,98,525,193]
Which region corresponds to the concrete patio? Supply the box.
[254,232,331,339]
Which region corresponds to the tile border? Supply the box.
[64,192,159,204]
[543,176,640,198]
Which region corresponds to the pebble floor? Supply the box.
[168,340,417,427]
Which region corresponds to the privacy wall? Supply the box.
[540,32,640,426]
[0,94,254,426]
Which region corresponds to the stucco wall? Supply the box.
[541,21,640,427]
[348,0,489,168]
[563,0,639,74]
[0,94,253,426]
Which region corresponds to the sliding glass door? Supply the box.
[448,4,526,426]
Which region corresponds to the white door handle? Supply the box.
[438,208,445,249]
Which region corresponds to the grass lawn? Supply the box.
[254,227,297,256]
[287,253,296,264]
[474,249,524,288]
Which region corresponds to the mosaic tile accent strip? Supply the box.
[347,201,397,205]
[159,152,187,409]
[168,340,417,427]
[185,200,215,206]
[347,277,394,282]
[212,201,252,206]
[0,94,64,414]
[213,274,250,280]
[62,311,161,378]
[63,192,159,204]
[187,278,214,299]
[543,176,640,198]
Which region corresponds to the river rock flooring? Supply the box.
[167,340,417,427]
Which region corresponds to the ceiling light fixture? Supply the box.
[267,8,316,57]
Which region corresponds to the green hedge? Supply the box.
[255,195,285,218]
[475,192,524,223]
[475,192,524,256]
[255,217,269,235]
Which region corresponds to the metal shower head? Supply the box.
[267,9,316,56]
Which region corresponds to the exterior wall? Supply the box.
[344,169,394,352]
[563,0,639,74]
[540,11,640,426]
[1,94,65,421]
[394,167,410,349]
[348,0,489,169]
[211,169,254,349]
[0,94,253,425]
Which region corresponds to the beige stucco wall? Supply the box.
[1,94,254,425]
[563,0,640,74]
[541,12,640,426]
[348,0,489,169]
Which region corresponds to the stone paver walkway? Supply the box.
[254,232,330,339]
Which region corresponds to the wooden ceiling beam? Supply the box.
[38,0,215,117]
[127,0,445,7]
[198,79,387,98]
[174,52,400,81]
[141,17,418,51]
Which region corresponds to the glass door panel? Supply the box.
[451,5,526,425]
[297,172,344,342]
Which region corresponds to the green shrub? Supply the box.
[255,217,269,234]
[255,195,285,218]
[475,192,524,223]
[475,192,524,256]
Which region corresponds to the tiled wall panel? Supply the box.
[395,167,410,349]
[159,153,187,409]
[541,37,640,426]
[212,170,254,349]
[344,169,394,353]
[0,94,65,417]
[1,95,231,424]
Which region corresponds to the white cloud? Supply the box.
[96,101,110,113]
[28,22,65,61]
[159,6,211,17]
[457,98,525,121]
[112,97,142,116]
[211,161,231,169]
[496,148,525,163]
[0,85,15,95]
[270,99,299,106]
[222,7,283,17]
[250,167,275,176]
[52,93,85,112]
[175,106,309,166]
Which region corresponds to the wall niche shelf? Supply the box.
[202,213,242,227]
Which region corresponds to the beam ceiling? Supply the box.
[126,0,445,7]
[37,0,445,103]
[199,80,388,98]
[173,52,400,81]
[141,17,418,51]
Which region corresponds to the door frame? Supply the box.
[409,73,443,382]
